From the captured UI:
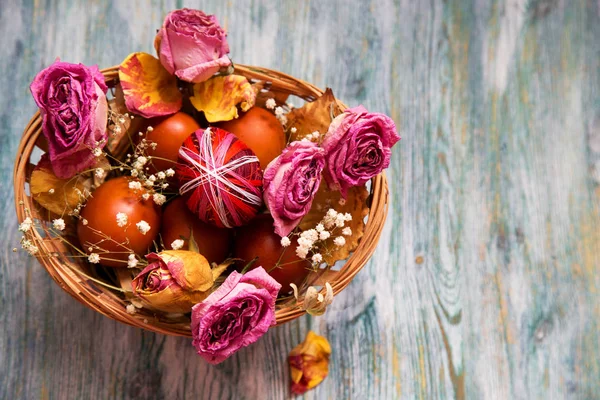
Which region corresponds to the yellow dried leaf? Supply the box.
[190,75,257,122]
[30,155,88,216]
[285,88,343,142]
[299,181,369,265]
[119,52,182,118]
[289,331,331,395]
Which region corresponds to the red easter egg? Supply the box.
[234,214,311,295]
[177,127,263,228]
[146,112,201,173]
[160,196,233,264]
[77,176,161,267]
[217,107,286,170]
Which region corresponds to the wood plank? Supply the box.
[0,0,598,399]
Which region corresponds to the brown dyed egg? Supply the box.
[217,107,286,170]
[146,112,201,173]
[160,197,233,264]
[77,176,161,267]
[233,214,310,294]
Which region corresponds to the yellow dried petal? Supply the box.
[30,156,88,215]
[119,52,182,118]
[190,75,257,122]
[289,331,331,395]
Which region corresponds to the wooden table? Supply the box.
[1,1,599,398]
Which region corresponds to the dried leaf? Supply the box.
[299,181,369,265]
[189,75,257,122]
[30,154,89,216]
[119,52,182,118]
[285,88,343,142]
[105,85,148,158]
[289,331,331,395]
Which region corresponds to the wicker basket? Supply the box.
[13,65,389,337]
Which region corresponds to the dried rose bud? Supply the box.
[289,331,331,395]
[131,250,219,313]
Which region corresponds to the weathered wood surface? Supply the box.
[1,0,599,399]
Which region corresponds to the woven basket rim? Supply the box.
[13,64,389,337]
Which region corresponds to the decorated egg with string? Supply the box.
[177,127,263,228]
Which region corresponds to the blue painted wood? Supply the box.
[1,0,599,399]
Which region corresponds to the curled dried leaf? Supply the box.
[285,88,343,142]
[30,154,89,215]
[299,181,369,265]
[189,75,257,122]
[119,52,182,118]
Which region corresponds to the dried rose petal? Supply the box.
[189,75,256,122]
[289,331,331,394]
[119,52,182,118]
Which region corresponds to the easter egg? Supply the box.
[146,112,201,173]
[177,127,263,228]
[234,214,310,294]
[77,176,161,267]
[217,107,286,170]
[160,197,233,264]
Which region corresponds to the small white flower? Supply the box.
[26,245,39,255]
[291,127,297,133]
[327,209,338,218]
[113,125,122,134]
[334,236,346,247]
[338,198,346,206]
[116,212,128,227]
[88,253,100,264]
[82,219,88,226]
[315,224,325,232]
[311,253,323,264]
[344,213,352,221]
[297,236,314,249]
[128,181,142,191]
[296,246,309,259]
[342,227,352,236]
[161,183,169,189]
[280,236,291,247]
[92,148,102,157]
[166,168,175,177]
[48,188,55,194]
[19,217,32,232]
[52,218,65,231]
[130,169,139,177]
[136,156,147,166]
[144,179,153,187]
[147,126,154,132]
[301,229,318,242]
[157,171,166,180]
[171,239,185,250]
[126,304,136,315]
[335,214,346,228]
[118,116,126,124]
[148,174,156,182]
[127,253,138,268]
[319,231,331,240]
[153,193,166,206]
[274,106,285,117]
[136,220,151,235]
[142,193,150,201]
[265,98,276,109]
[95,168,105,178]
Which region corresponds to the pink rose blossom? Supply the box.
[30,59,108,178]
[322,106,400,197]
[155,8,232,83]
[191,267,281,364]
[263,141,326,237]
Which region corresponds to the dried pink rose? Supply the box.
[263,141,325,237]
[322,105,400,197]
[155,8,232,83]
[30,59,108,179]
[191,267,281,364]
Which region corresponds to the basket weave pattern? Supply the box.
[13,65,389,337]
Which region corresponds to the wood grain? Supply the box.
[1,0,599,399]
